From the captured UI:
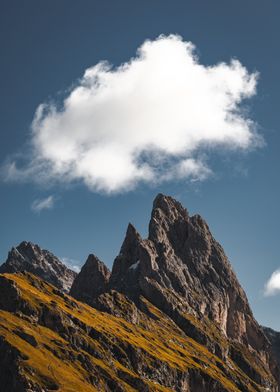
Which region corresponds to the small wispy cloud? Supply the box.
[61,257,81,273]
[31,195,54,213]
[264,269,280,296]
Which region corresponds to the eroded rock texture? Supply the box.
[110,194,269,353]
[70,194,280,390]
[0,272,278,392]
[0,241,76,292]
[70,254,111,304]
[0,194,279,391]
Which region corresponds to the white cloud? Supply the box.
[31,195,54,213]
[264,269,280,296]
[163,158,212,182]
[6,34,260,193]
[61,257,81,273]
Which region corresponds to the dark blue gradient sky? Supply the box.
[1,0,280,328]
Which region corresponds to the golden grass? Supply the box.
[0,272,274,392]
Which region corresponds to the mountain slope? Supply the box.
[0,194,279,391]
[0,272,277,392]
[70,194,279,390]
[263,327,280,366]
[0,241,76,292]
[110,194,267,350]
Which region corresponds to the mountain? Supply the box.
[71,194,280,390]
[0,194,279,391]
[108,194,270,352]
[0,271,277,392]
[70,254,111,304]
[0,241,76,292]
[263,326,280,366]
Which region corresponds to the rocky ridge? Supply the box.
[0,272,277,391]
[263,327,280,367]
[0,194,279,391]
[108,194,269,353]
[0,241,76,292]
[70,194,280,390]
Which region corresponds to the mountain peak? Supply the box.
[148,194,190,252]
[152,193,189,221]
[17,240,37,249]
[70,254,110,305]
[108,194,268,349]
[0,242,76,292]
[1,194,279,390]
[125,222,141,241]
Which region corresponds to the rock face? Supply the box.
[69,193,280,390]
[110,194,268,352]
[263,326,280,365]
[0,272,278,392]
[70,254,111,305]
[0,241,76,292]
[0,194,279,391]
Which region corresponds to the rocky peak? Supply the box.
[108,194,269,354]
[17,241,41,256]
[151,193,189,222]
[120,223,143,257]
[65,193,280,387]
[0,241,76,292]
[111,223,143,282]
[148,193,189,247]
[149,194,212,259]
[70,254,110,305]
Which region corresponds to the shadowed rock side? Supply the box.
[1,194,279,390]
[110,195,270,350]
[70,254,111,304]
[71,193,280,390]
[0,241,76,292]
[0,272,278,392]
[263,327,280,366]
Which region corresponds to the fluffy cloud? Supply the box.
[31,195,54,213]
[7,35,259,193]
[264,269,280,296]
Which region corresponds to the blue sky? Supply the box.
[1,0,280,329]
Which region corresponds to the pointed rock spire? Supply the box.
[121,223,142,252]
[111,223,142,274]
[109,193,268,354]
[152,193,189,222]
[148,194,190,256]
[70,254,110,305]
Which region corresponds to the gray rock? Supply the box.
[70,254,110,305]
[109,194,276,380]
[263,326,280,366]
[0,241,76,292]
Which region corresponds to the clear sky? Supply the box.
[1,0,280,329]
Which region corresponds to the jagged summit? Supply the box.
[67,193,280,388]
[74,194,271,356]
[151,193,189,222]
[70,254,110,304]
[122,222,143,251]
[0,241,76,292]
[0,194,280,390]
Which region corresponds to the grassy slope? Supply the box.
[0,273,274,391]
